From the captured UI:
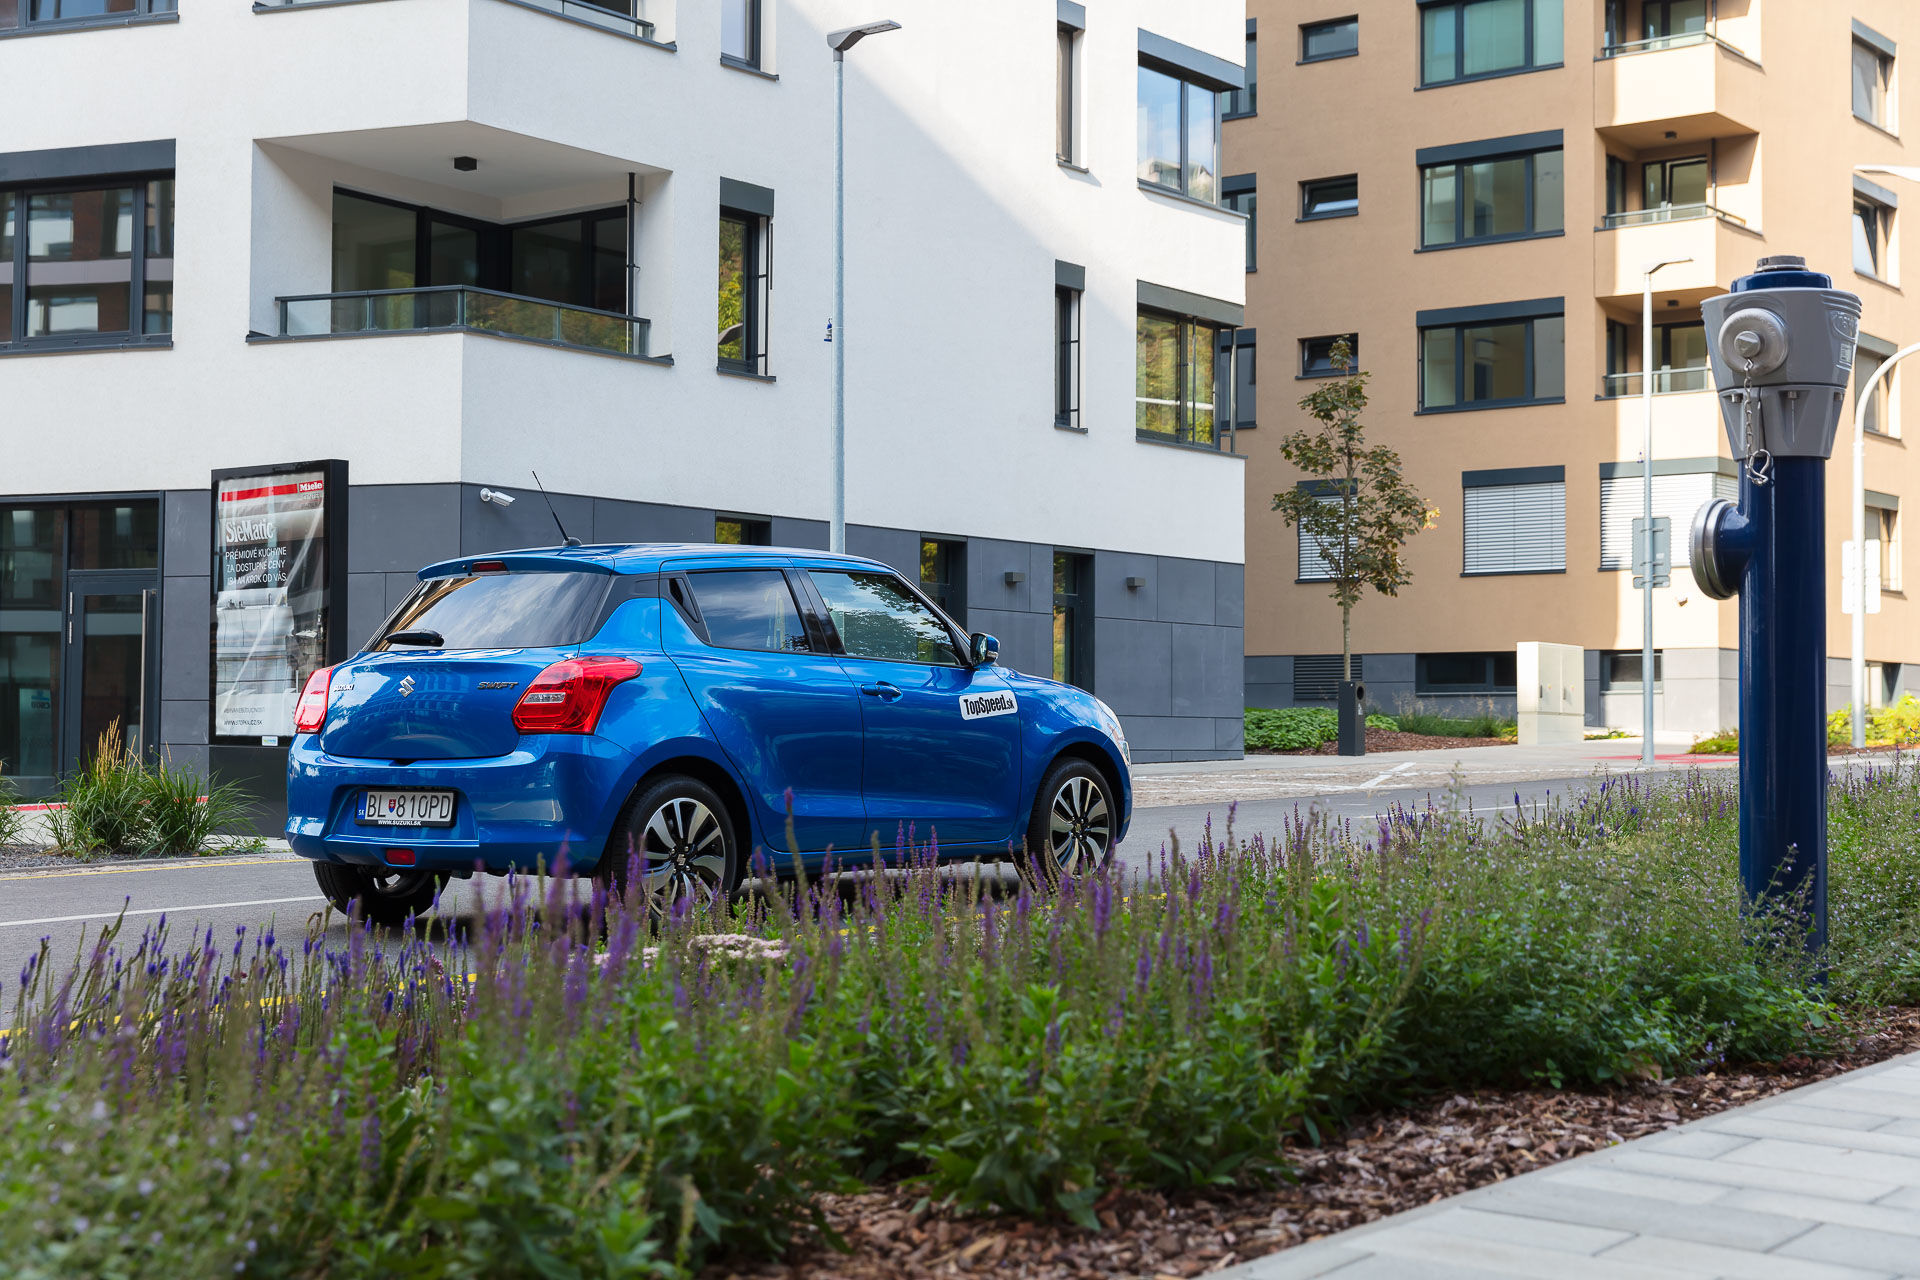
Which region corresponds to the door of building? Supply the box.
[61,574,157,771]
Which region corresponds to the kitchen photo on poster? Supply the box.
[213,470,329,740]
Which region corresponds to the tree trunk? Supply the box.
[1342,603,1352,682]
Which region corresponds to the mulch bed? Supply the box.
[710,1007,1920,1280]
[1256,727,1512,757]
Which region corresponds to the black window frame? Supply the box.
[1414,652,1517,694]
[4,171,175,353]
[719,0,763,70]
[1223,29,1258,118]
[1057,23,1079,164]
[713,514,772,546]
[1222,176,1257,270]
[918,537,967,628]
[1418,310,1565,413]
[1418,0,1563,88]
[1300,15,1359,64]
[1300,174,1358,220]
[1051,550,1094,690]
[1135,306,1227,450]
[4,0,174,33]
[1300,334,1359,378]
[1855,195,1894,281]
[1055,283,1083,429]
[1418,146,1564,249]
[1136,63,1222,204]
[1601,649,1663,693]
[717,204,771,376]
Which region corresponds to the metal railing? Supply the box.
[1602,202,1747,229]
[277,286,651,358]
[255,0,656,40]
[1599,30,1747,59]
[1601,367,1711,397]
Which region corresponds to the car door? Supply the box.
[664,562,867,855]
[803,566,1023,851]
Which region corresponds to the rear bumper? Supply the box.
[285,734,635,875]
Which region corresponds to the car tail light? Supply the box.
[511,656,641,735]
[293,666,333,734]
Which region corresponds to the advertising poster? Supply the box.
[212,469,330,741]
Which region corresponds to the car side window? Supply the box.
[809,570,963,667]
[685,570,811,653]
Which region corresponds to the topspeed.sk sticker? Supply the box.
[959,690,1019,720]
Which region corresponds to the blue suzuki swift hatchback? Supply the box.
[287,545,1132,923]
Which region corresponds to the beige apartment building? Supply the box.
[1224,0,1920,734]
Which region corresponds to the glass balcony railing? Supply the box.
[255,0,656,40]
[1601,367,1711,397]
[277,286,652,359]
[1600,30,1746,59]
[1601,203,1747,229]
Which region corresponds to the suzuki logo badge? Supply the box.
[398,675,416,698]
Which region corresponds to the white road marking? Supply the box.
[0,896,323,930]
[1356,761,1418,790]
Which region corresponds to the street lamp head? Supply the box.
[827,19,900,57]
[1642,256,1694,276]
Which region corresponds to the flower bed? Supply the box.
[5,765,1920,1277]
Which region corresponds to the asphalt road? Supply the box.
[0,767,1685,998]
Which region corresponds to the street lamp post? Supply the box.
[1640,256,1692,768]
[1848,166,1920,746]
[826,19,901,554]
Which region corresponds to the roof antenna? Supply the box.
[530,471,581,546]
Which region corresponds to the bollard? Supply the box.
[1337,679,1366,756]
[1691,256,1861,958]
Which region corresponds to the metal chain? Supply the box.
[1740,356,1772,487]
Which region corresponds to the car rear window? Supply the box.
[371,571,610,651]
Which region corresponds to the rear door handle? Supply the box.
[859,682,902,702]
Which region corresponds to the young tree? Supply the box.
[1272,340,1437,685]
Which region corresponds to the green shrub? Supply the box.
[1691,730,1739,754]
[1393,710,1514,739]
[1366,714,1400,731]
[141,755,253,856]
[0,768,23,848]
[46,723,150,855]
[1245,706,1337,751]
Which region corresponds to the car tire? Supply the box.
[313,862,445,929]
[596,773,741,919]
[1020,756,1118,881]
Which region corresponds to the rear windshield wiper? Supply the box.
[385,628,445,647]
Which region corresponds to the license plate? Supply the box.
[358,789,456,827]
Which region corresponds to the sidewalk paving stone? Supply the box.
[1218,1050,1920,1280]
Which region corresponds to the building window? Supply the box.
[1605,154,1630,216]
[1221,329,1255,432]
[1223,29,1257,118]
[1301,175,1358,220]
[1420,310,1564,410]
[1462,473,1565,574]
[721,0,761,68]
[1302,16,1359,62]
[1419,0,1562,87]
[1858,341,1899,437]
[1415,652,1517,694]
[1420,146,1562,247]
[1052,552,1092,690]
[1294,654,1363,702]
[718,206,770,374]
[1879,506,1903,592]
[1057,24,1079,163]
[1222,177,1256,269]
[5,176,173,349]
[714,515,772,546]
[1601,650,1662,692]
[1641,0,1706,47]
[1301,334,1358,377]
[1854,35,1895,131]
[1137,310,1224,447]
[920,538,966,624]
[1644,155,1708,214]
[1855,194,1894,280]
[4,0,174,30]
[1599,470,1736,570]
[1055,283,1082,429]
[1137,65,1219,202]
[1296,490,1342,581]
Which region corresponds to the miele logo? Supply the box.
[959,691,1018,721]
[477,681,519,691]
[397,676,416,698]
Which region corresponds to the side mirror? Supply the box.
[969,632,999,666]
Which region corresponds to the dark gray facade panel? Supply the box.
[1137,27,1244,92]
[1214,562,1245,628]
[1126,714,1222,752]
[590,498,713,545]
[1093,618,1174,716]
[162,488,211,577]
[968,538,1041,614]
[162,743,212,778]
[1169,624,1242,718]
[159,581,210,703]
[461,482,593,554]
[967,608,1052,682]
[1416,296,1564,328]
[347,571,390,656]
[349,484,462,573]
[0,139,175,185]
[719,177,776,216]
[1599,456,1738,479]
[160,699,208,748]
[1215,715,1245,753]
[1137,279,1245,328]
[1156,557,1215,626]
[1055,259,1087,291]
[846,525,919,577]
[385,570,421,613]
[1414,130,1563,168]
[770,516,828,550]
[1462,465,1566,488]
[1093,551,1156,620]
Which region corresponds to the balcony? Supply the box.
[253,0,664,43]
[1594,210,1764,305]
[275,286,657,361]
[1601,366,1711,398]
[1603,385,1727,460]
[1600,202,1746,230]
[1594,35,1764,149]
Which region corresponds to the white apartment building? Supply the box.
[0,0,1248,810]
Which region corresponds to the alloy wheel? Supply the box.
[636,796,729,912]
[365,869,434,898]
[1047,775,1111,874]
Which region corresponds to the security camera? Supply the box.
[479,488,516,507]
